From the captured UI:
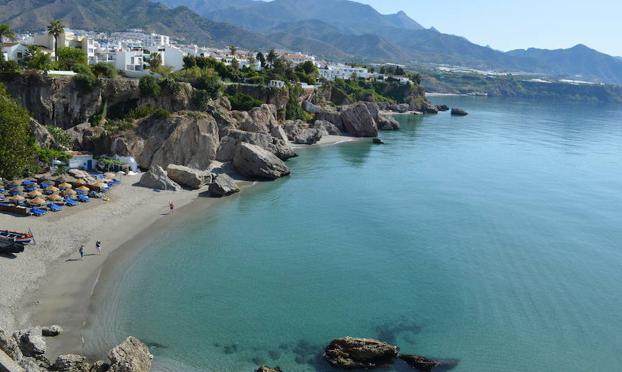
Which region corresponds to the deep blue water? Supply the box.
[85,97,622,371]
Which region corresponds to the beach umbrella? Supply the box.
[27,190,43,198]
[59,183,72,190]
[30,197,46,205]
[10,195,25,203]
[92,182,107,189]
[75,179,88,186]
[104,172,117,179]
[77,186,90,192]
[62,189,77,196]
[46,186,59,193]
[47,194,63,202]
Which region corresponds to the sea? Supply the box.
[83,97,622,371]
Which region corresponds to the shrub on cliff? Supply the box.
[158,77,181,95]
[91,62,117,79]
[73,63,98,92]
[127,106,170,120]
[227,92,263,111]
[0,84,35,179]
[57,47,88,71]
[139,75,161,97]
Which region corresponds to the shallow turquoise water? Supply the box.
[85,97,622,371]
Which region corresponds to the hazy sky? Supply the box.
[354,0,622,56]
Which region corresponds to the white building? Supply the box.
[1,43,29,63]
[269,80,285,89]
[67,152,96,171]
[319,64,371,81]
[114,48,145,72]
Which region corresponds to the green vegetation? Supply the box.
[47,20,65,62]
[34,145,71,164]
[285,84,305,120]
[139,75,161,97]
[0,24,16,44]
[91,63,117,79]
[227,92,263,111]
[25,46,55,71]
[57,47,88,70]
[0,84,35,179]
[45,125,72,148]
[148,52,162,71]
[126,106,170,120]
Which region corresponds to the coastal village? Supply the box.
[0,20,463,372]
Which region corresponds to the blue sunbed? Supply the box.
[77,195,90,203]
[47,203,64,212]
[30,207,47,217]
[64,198,78,207]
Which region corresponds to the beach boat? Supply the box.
[0,229,34,245]
[0,203,31,216]
[0,239,25,254]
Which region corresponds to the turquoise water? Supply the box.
[85,97,622,371]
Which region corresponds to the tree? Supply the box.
[256,52,266,68]
[0,84,35,179]
[229,45,237,56]
[139,75,161,97]
[57,47,87,71]
[0,24,15,44]
[267,49,278,65]
[47,20,65,61]
[148,52,162,71]
[91,62,117,79]
[24,46,54,71]
[231,58,239,71]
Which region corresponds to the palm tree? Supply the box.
[229,45,237,57]
[47,20,65,61]
[0,24,16,45]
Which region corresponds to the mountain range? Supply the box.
[1,0,622,85]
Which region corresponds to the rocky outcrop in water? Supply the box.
[107,336,153,372]
[399,354,458,371]
[324,337,399,369]
[217,130,296,162]
[233,143,290,180]
[311,120,341,136]
[51,354,92,371]
[166,165,211,190]
[340,103,379,137]
[138,166,182,191]
[255,366,283,372]
[208,174,240,197]
[451,108,468,116]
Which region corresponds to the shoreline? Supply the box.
[2,134,361,361]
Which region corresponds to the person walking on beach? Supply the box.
[169,201,175,215]
[96,241,102,255]
[79,245,85,260]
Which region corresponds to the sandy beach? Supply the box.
[0,135,362,361]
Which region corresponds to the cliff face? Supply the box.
[0,74,194,129]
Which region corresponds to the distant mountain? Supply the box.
[156,0,257,13]
[187,0,424,35]
[0,0,276,49]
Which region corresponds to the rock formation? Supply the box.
[421,102,439,114]
[324,337,399,369]
[340,103,379,137]
[399,354,458,371]
[138,166,182,191]
[166,164,211,190]
[311,120,341,136]
[255,366,283,372]
[40,325,63,338]
[233,143,290,180]
[29,119,61,149]
[436,104,450,112]
[217,130,296,162]
[208,174,240,197]
[376,115,400,130]
[107,336,153,372]
[451,108,468,116]
[283,121,323,145]
[13,328,46,357]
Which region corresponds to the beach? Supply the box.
[0,135,362,361]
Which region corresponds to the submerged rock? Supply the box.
[166,164,211,190]
[256,366,283,372]
[138,166,182,191]
[107,336,153,372]
[324,337,399,369]
[233,143,290,180]
[451,108,468,116]
[399,354,459,371]
[436,104,450,112]
[372,138,385,145]
[41,325,63,337]
[208,174,240,197]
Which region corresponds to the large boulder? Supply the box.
[283,121,323,145]
[233,143,290,180]
[136,112,220,170]
[315,109,344,132]
[436,104,450,112]
[376,115,400,130]
[340,103,378,137]
[270,125,289,142]
[29,118,60,149]
[208,174,240,197]
[311,120,341,136]
[138,166,182,191]
[243,104,279,134]
[217,130,296,162]
[51,354,91,372]
[0,328,22,361]
[107,337,152,372]
[166,164,211,190]
[13,328,46,358]
[324,337,399,369]
[421,102,439,114]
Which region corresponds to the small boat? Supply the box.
[0,239,25,254]
[0,229,34,245]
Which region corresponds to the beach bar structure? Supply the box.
[67,151,96,171]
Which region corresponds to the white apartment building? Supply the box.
[114,48,145,72]
[1,43,29,63]
[319,65,371,81]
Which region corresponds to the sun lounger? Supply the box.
[64,198,78,207]
[47,203,63,212]
[77,195,90,203]
[30,207,47,217]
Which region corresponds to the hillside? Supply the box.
[0,0,276,49]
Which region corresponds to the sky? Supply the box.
[355,0,622,56]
